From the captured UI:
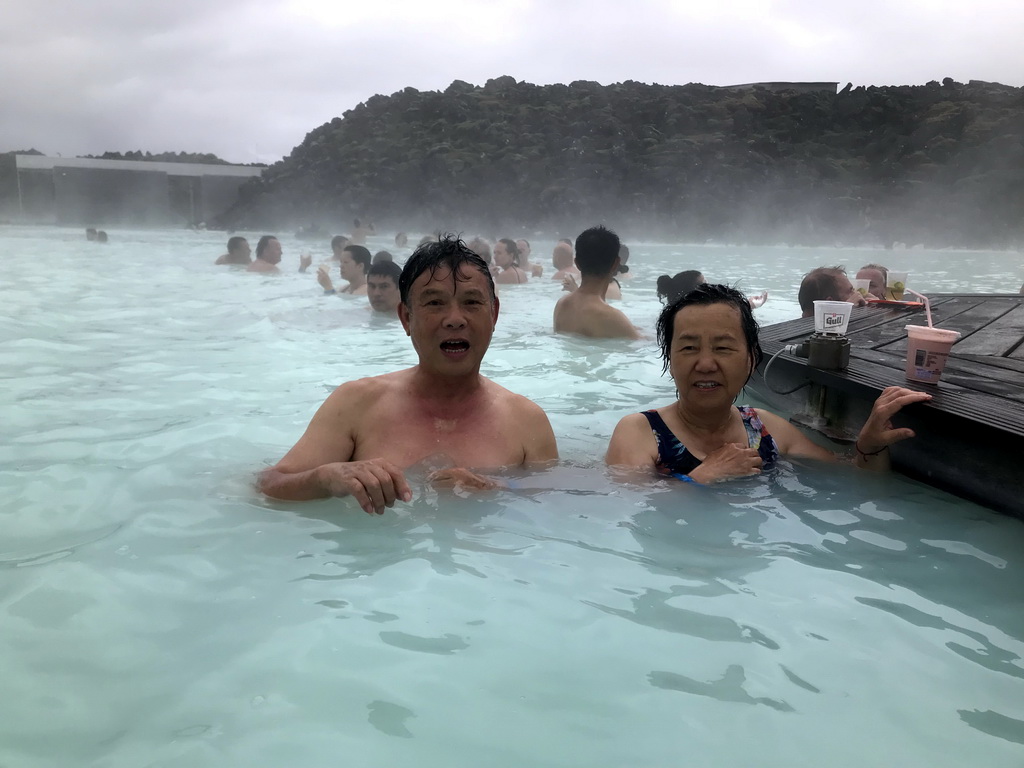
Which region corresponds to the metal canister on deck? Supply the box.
[807,332,851,371]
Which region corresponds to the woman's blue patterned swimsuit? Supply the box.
[640,406,780,478]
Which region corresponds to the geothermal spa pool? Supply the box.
[3,226,1024,767]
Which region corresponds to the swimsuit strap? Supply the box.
[736,406,780,466]
[640,410,701,476]
[641,406,779,477]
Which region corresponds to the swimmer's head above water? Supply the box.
[399,234,497,306]
[255,235,281,264]
[574,225,621,277]
[367,260,402,314]
[656,283,762,377]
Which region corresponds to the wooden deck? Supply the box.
[749,294,1024,517]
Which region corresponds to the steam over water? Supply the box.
[3,225,1024,766]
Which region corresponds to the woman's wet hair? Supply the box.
[498,238,520,266]
[399,234,496,305]
[255,235,277,259]
[656,283,763,375]
[656,270,704,303]
[617,243,630,273]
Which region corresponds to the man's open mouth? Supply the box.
[440,339,470,354]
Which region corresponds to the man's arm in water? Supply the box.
[258,380,412,514]
[516,396,559,463]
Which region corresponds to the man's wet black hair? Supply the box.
[255,235,277,259]
[343,244,372,273]
[368,259,402,285]
[399,234,496,305]
[227,235,248,253]
[574,225,621,276]
[655,283,763,376]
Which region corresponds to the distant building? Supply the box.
[721,82,839,95]
[0,154,264,226]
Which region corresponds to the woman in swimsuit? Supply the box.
[606,284,930,483]
[493,239,528,285]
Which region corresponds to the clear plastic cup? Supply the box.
[905,324,961,383]
[813,300,853,335]
[852,278,871,298]
[887,271,908,301]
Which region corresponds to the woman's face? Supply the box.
[493,242,513,268]
[669,303,753,408]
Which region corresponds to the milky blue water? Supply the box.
[3,225,1024,767]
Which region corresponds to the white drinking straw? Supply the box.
[905,288,933,328]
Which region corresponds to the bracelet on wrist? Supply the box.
[323,288,336,295]
[855,441,888,459]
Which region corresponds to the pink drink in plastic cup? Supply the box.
[904,325,961,383]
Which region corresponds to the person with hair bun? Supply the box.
[656,270,705,303]
[494,238,528,284]
[656,270,767,308]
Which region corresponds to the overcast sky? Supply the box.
[3,0,1022,164]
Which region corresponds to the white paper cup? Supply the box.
[813,300,853,335]
[852,278,871,298]
[905,325,960,383]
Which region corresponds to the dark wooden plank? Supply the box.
[758,303,931,346]
[767,351,1024,435]
[847,348,1024,402]
[956,354,1024,374]
[874,297,1021,354]
[958,304,1024,356]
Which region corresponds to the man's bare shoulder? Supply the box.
[553,292,578,314]
[476,376,545,417]
[481,377,558,461]
[324,370,409,411]
[555,293,639,339]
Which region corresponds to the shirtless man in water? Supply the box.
[318,244,371,295]
[259,235,558,513]
[215,236,252,265]
[553,226,641,340]
[247,235,312,273]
